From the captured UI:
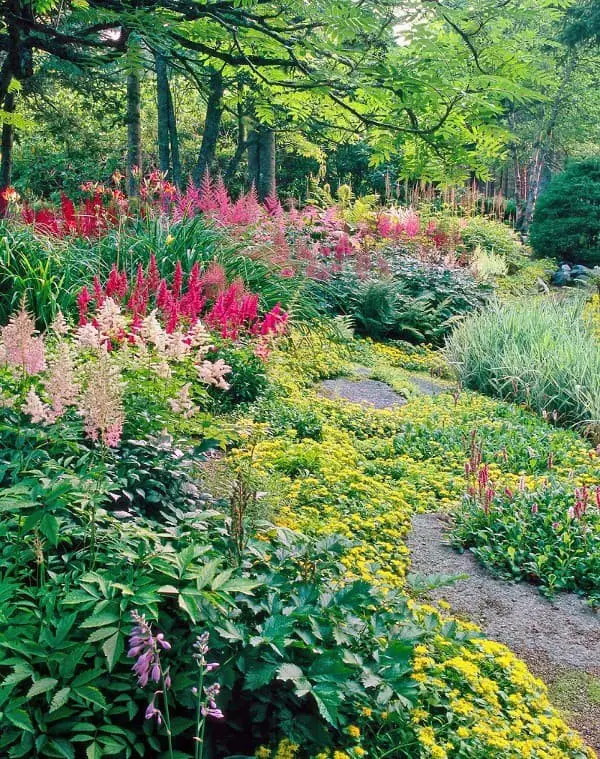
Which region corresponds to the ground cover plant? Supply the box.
[0,185,599,758]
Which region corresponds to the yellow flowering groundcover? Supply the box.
[245,329,597,758]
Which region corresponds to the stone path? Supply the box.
[318,366,450,408]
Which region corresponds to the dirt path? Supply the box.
[409,513,600,754]
[318,368,600,753]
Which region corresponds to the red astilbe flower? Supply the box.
[77,286,92,325]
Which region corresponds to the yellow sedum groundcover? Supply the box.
[247,330,597,759]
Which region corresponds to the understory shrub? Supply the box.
[446,296,600,437]
[315,260,489,345]
[459,216,524,272]
[530,158,600,266]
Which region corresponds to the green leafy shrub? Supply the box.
[530,158,600,266]
[316,259,489,346]
[460,216,524,272]
[452,483,600,605]
[446,296,600,437]
[208,344,269,410]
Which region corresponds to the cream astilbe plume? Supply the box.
[188,321,213,357]
[76,323,102,350]
[51,310,70,336]
[168,382,198,418]
[140,310,168,352]
[197,359,231,390]
[1,307,46,375]
[96,297,128,340]
[165,331,191,360]
[79,350,125,447]
[44,343,80,417]
[22,387,54,424]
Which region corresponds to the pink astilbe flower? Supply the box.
[75,323,102,350]
[77,286,92,326]
[79,350,124,447]
[197,358,231,390]
[1,307,46,375]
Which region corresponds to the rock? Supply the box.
[571,264,592,278]
[551,268,571,286]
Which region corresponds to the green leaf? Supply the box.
[86,627,119,644]
[77,686,107,710]
[50,687,71,713]
[102,632,123,672]
[49,738,75,759]
[5,707,34,733]
[79,612,120,629]
[86,742,103,759]
[39,513,59,546]
[26,677,58,699]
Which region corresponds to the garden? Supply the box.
[1,0,600,758]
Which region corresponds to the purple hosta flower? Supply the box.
[192,632,219,673]
[531,502,539,515]
[128,611,171,688]
[145,691,164,725]
[201,683,224,720]
[192,632,224,722]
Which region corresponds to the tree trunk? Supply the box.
[155,52,171,178]
[247,128,259,189]
[257,127,276,201]
[193,69,224,184]
[225,105,248,184]
[1,92,15,189]
[126,68,142,197]
[167,83,182,188]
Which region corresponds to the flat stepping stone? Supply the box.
[409,375,452,397]
[319,378,408,409]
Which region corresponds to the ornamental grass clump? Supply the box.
[446,296,600,439]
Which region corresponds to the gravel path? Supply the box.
[319,377,408,408]
[317,368,600,752]
[318,366,451,408]
[409,513,600,752]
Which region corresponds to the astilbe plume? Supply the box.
[44,342,80,417]
[197,359,231,390]
[79,349,124,447]
[197,358,232,390]
[1,306,46,375]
